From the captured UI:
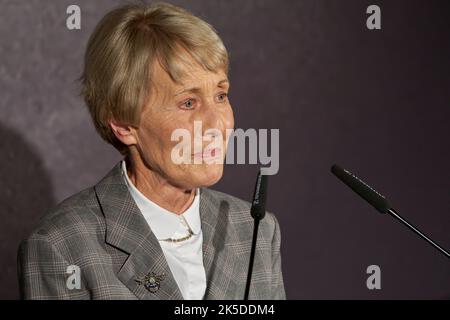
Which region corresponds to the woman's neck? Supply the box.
[125,155,195,215]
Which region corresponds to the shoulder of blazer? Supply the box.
[22,185,105,250]
[200,187,279,242]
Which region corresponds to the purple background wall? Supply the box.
[0,0,449,299]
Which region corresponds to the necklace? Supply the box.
[160,216,194,243]
[161,228,193,243]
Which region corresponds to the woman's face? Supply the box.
[133,55,234,190]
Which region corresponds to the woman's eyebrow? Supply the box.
[174,79,229,96]
[217,79,230,88]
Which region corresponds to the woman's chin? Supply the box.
[194,163,224,187]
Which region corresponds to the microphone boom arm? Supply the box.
[387,208,450,258]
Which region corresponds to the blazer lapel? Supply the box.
[94,163,184,300]
[200,188,239,299]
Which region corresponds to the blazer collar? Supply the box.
[94,162,234,300]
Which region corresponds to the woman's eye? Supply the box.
[181,98,195,109]
[217,93,228,102]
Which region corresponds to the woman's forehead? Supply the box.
[175,69,228,90]
[153,60,228,93]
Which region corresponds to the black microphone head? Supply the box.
[331,164,391,214]
[251,169,268,220]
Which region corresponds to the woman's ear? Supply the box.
[109,120,138,146]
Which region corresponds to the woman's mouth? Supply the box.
[193,147,221,159]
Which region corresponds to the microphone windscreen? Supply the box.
[331,164,391,214]
[251,169,268,220]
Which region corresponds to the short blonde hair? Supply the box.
[80,2,229,154]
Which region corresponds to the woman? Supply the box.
[18,2,285,300]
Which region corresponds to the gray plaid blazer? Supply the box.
[17,162,286,300]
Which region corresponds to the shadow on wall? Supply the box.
[0,122,55,299]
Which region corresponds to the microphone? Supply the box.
[244,169,268,300]
[251,169,268,220]
[331,164,449,259]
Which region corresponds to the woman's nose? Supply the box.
[200,101,225,133]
